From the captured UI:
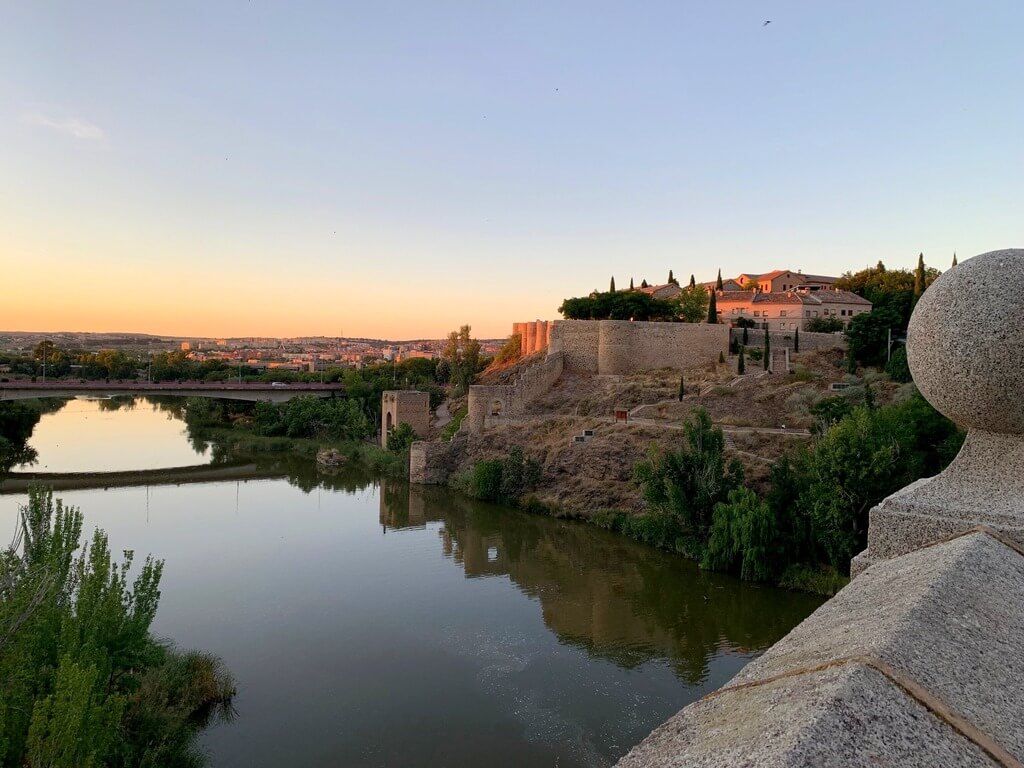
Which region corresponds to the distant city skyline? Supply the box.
[3,2,1021,338]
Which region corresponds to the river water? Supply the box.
[1,397,822,767]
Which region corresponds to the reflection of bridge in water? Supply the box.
[378,479,823,685]
[0,380,342,403]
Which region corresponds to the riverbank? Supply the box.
[489,491,849,597]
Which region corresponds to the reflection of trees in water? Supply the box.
[0,398,68,473]
[378,479,823,685]
[95,395,137,411]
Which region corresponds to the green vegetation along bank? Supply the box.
[0,488,235,767]
[450,389,962,596]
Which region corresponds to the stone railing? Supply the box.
[617,250,1024,767]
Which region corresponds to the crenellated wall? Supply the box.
[551,320,728,375]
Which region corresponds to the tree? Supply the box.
[0,489,235,766]
[706,289,718,324]
[806,317,845,333]
[443,325,483,395]
[794,327,800,352]
[846,306,901,367]
[676,284,709,323]
[763,328,771,370]
[738,346,746,374]
[952,252,958,267]
[689,274,696,288]
[633,408,743,535]
[703,487,779,581]
[836,261,937,334]
[913,253,926,300]
[629,277,634,290]
[678,376,685,401]
[742,326,749,345]
[559,291,679,321]
[885,346,912,382]
[386,422,417,452]
[719,351,726,364]
[641,279,649,288]
[716,268,724,290]
[668,269,675,285]
[610,276,616,293]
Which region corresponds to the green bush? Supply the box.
[386,422,417,452]
[0,488,234,766]
[885,346,912,382]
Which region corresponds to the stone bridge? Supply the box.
[0,380,343,403]
[618,249,1024,767]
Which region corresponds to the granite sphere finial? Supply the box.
[907,249,1024,434]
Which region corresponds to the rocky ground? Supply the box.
[449,348,906,516]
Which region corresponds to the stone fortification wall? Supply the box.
[513,320,554,356]
[552,320,728,375]
[549,320,601,372]
[598,321,728,374]
[466,352,564,434]
[730,328,846,352]
[409,434,468,485]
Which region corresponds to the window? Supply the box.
[805,310,810,317]
[780,310,787,317]
[753,310,760,317]
[731,308,738,315]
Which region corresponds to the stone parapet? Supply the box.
[618,531,1024,767]
[852,250,1024,576]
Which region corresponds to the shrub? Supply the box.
[885,346,912,383]
[806,317,845,333]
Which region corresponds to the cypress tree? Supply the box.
[913,253,926,299]
[716,268,723,290]
[689,274,696,288]
[952,252,958,268]
[641,278,648,288]
[668,269,675,285]
[629,277,635,290]
[718,350,726,364]
[678,376,685,401]
[610,276,616,293]
[763,327,770,370]
[707,289,718,323]
[794,327,800,352]
[738,346,745,374]
[742,326,748,345]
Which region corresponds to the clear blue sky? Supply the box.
[3,1,1022,338]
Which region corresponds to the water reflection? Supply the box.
[18,396,210,472]
[3,403,823,767]
[378,480,821,687]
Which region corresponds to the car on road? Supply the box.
[270,381,289,388]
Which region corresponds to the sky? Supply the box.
[2,1,1023,340]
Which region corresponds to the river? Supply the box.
[1,397,822,767]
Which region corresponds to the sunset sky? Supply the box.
[3,1,1023,339]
